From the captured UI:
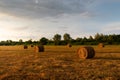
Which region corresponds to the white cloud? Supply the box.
[101,22,120,34]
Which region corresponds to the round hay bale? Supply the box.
[31,45,34,47]
[77,46,95,59]
[24,45,28,49]
[98,43,104,48]
[35,45,44,52]
[67,43,72,48]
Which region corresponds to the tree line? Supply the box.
[0,33,120,46]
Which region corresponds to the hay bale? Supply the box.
[67,43,72,48]
[35,45,44,52]
[24,45,28,49]
[31,45,34,47]
[98,43,104,48]
[77,46,95,59]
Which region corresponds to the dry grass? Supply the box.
[0,45,120,80]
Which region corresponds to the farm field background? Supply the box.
[0,45,120,80]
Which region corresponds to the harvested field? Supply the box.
[0,45,120,80]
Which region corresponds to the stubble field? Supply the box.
[0,45,120,80]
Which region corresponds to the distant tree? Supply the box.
[6,40,12,43]
[0,33,120,46]
[115,34,120,43]
[76,37,82,42]
[101,35,108,42]
[53,34,61,45]
[19,39,23,43]
[63,33,71,44]
[106,35,114,44]
[18,39,23,45]
[83,37,87,42]
[89,36,93,41]
[47,39,54,45]
[94,33,100,40]
[75,37,83,45]
[0,41,6,45]
[25,39,32,44]
[108,35,114,41]
[94,33,104,42]
[39,37,48,45]
[5,40,13,45]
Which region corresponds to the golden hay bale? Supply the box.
[77,46,95,59]
[24,45,28,49]
[98,43,105,48]
[67,43,72,48]
[35,45,44,52]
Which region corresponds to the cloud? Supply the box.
[1,0,120,41]
[101,22,120,34]
[0,12,31,31]
[11,26,30,31]
[0,0,95,19]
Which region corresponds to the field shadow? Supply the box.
[94,52,120,60]
[94,56,120,60]
[1,75,44,80]
[96,52,120,53]
[45,50,75,53]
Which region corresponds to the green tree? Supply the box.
[19,39,23,43]
[39,37,48,45]
[25,39,32,45]
[53,34,61,45]
[6,40,12,43]
[63,33,71,44]
[89,36,93,41]
[94,33,104,42]
[5,40,13,45]
[19,39,23,45]
[82,37,87,42]
[76,37,82,42]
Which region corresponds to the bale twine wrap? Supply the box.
[67,43,72,48]
[24,45,28,49]
[77,46,95,59]
[35,45,44,52]
[98,43,104,48]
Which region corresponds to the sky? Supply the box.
[0,0,120,41]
